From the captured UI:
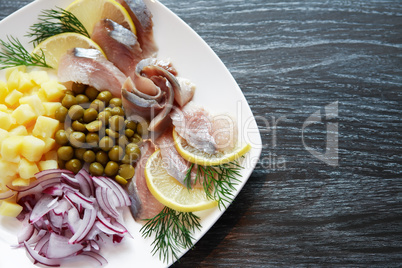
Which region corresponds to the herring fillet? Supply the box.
[57,48,127,97]
[126,141,164,220]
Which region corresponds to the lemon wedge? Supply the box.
[173,129,251,166]
[32,32,105,68]
[65,0,136,36]
[145,150,218,212]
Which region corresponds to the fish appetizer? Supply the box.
[0,0,252,266]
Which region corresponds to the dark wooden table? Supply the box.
[1,0,401,267]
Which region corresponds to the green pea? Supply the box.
[89,162,104,176]
[99,136,114,151]
[83,108,98,123]
[65,159,82,174]
[109,98,122,108]
[55,106,68,122]
[72,120,87,132]
[75,94,89,104]
[104,161,119,177]
[57,146,74,161]
[118,164,135,180]
[109,115,125,132]
[85,86,99,101]
[69,131,86,148]
[75,148,86,160]
[62,94,77,109]
[108,145,124,162]
[83,150,96,163]
[96,151,109,166]
[68,105,84,121]
[97,91,113,105]
[55,129,69,145]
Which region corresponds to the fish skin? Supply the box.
[171,101,217,155]
[116,0,158,58]
[91,19,143,78]
[58,48,127,97]
[126,141,164,220]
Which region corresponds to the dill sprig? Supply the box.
[26,7,89,46]
[140,207,202,264]
[0,36,51,69]
[185,159,244,210]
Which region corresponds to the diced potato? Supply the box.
[38,160,58,171]
[1,136,23,163]
[6,69,20,91]
[4,89,23,107]
[0,104,8,112]
[32,116,60,139]
[0,159,18,178]
[0,129,9,146]
[40,80,66,101]
[42,102,62,118]
[19,94,45,116]
[21,135,46,162]
[0,111,14,130]
[0,80,8,102]
[11,104,36,126]
[0,176,15,192]
[29,70,49,86]
[11,178,31,187]
[5,66,26,80]
[0,200,23,217]
[18,158,40,179]
[18,72,35,93]
[41,137,56,154]
[9,125,28,136]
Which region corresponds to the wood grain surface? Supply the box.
[1,0,401,267]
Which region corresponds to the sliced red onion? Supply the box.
[16,168,131,267]
[0,190,16,200]
[29,195,59,224]
[47,233,84,259]
[68,208,97,244]
[24,241,62,267]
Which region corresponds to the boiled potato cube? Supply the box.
[38,160,58,171]
[42,137,56,154]
[18,158,39,179]
[18,72,35,93]
[0,200,23,217]
[0,159,18,178]
[32,116,59,139]
[9,125,28,136]
[19,94,45,116]
[42,102,62,118]
[11,104,36,126]
[29,70,49,86]
[0,129,9,146]
[4,89,23,107]
[5,66,26,80]
[0,104,8,112]
[0,81,8,102]
[40,80,66,101]
[1,136,23,163]
[21,135,46,162]
[0,111,14,130]
[6,69,20,91]
[11,178,31,187]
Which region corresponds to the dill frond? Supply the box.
[0,36,51,69]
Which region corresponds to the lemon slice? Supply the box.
[145,150,218,212]
[32,32,105,68]
[173,129,251,166]
[66,0,136,36]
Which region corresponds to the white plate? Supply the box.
[0,0,262,267]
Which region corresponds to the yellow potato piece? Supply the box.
[18,158,40,180]
[21,135,46,162]
[32,116,60,139]
[11,104,37,125]
[0,201,23,217]
[1,136,23,163]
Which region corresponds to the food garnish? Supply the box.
[27,8,90,46]
[140,206,201,264]
[0,36,51,70]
